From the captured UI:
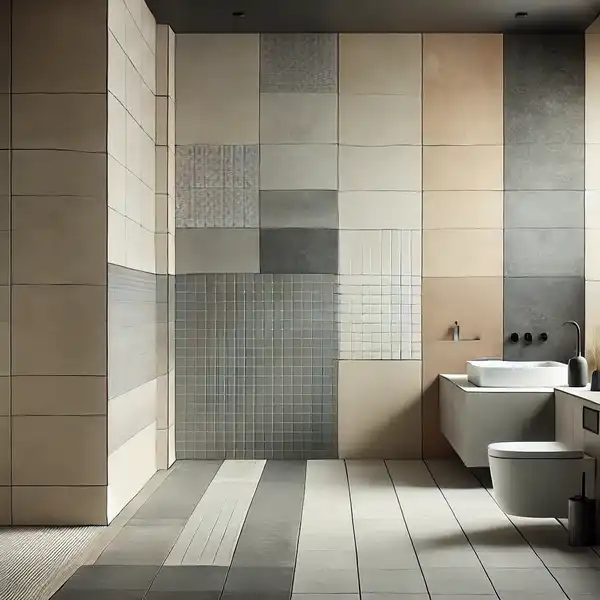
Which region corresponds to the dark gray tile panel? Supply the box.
[504,276,584,362]
[504,228,584,277]
[61,566,159,591]
[260,190,338,229]
[51,590,144,600]
[260,34,338,93]
[260,228,338,274]
[504,34,584,145]
[504,191,584,229]
[150,566,227,592]
[222,567,295,594]
[146,593,220,600]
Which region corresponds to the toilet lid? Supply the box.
[488,441,584,459]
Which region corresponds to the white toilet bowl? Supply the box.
[488,441,595,518]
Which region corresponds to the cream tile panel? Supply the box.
[586,191,600,228]
[338,361,422,459]
[108,208,127,267]
[109,32,127,106]
[176,34,259,144]
[339,230,421,276]
[586,33,600,143]
[0,416,9,485]
[423,34,503,146]
[261,144,338,190]
[108,156,127,214]
[339,146,421,191]
[423,145,503,191]
[586,229,600,281]
[339,94,421,146]
[108,0,127,47]
[340,34,422,95]
[125,219,155,273]
[339,191,422,230]
[12,415,107,486]
[423,229,503,277]
[423,191,503,229]
[260,93,338,144]
[586,144,600,190]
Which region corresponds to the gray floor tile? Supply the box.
[423,567,495,595]
[292,596,359,600]
[359,569,427,594]
[476,548,545,569]
[363,596,429,600]
[497,593,568,600]
[223,567,294,593]
[549,567,600,595]
[62,566,159,591]
[293,567,359,594]
[431,597,498,600]
[150,566,228,592]
[51,591,144,600]
[222,594,291,600]
[486,568,563,592]
[146,593,220,600]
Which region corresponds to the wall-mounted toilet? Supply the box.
[488,441,595,518]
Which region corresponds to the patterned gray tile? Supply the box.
[504,143,584,191]
[504,191,584,229]
[504,228,584,277]
[260,190,338,229]
[260,34,337,93]
[503,276,585,362]
[260,229,338,274]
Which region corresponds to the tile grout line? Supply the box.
[343,459,363,600]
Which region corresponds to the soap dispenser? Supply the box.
[564,321,588,387]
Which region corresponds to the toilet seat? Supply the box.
[488,441,583,460]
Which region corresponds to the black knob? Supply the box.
[524,332,533,344]
[539,332,548,342]
[510,332,519,343]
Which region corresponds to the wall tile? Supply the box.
[339,191,421,230]
[12,150,107,197]
[12,486,107,526]
[12,285,107,376]
[12,415,107,486]
[586,191,600,228]
[108,31,127,105]
[423,146,503,191]
[504,143,585,191]
[176,34,259,144]
[504,229,584,277]
[0,230,8,285]
[504,34,584,144]
[423,191,503,229]
[260,34,337,93]
[0,150,7,195]
[12,93,107,152]
[12,195,107,285]
[260,229,338,275]
[586,281,600,369]
[260,191,338,229]
[0,416,8,485]
[108,208,127,268]
[260,144,337,191]
[0,487,9,526]
[339,94,421,146]
[339,230,421,276]
[422,277,503,343]
[586,144,600,190]
[176,228,260,274]
[504,276,585,362]
[586,230,600,280]
[0,93,8,149]
[0,377,8,416]
[423,34,503,145]
[339,34,422,95]
[586,33,600,143]
[338,361,421,458]
[505,191,584,229]
[12,0,107,93]
[260,93,338,144]
[423,229,503,277]
[339,146,421,192]
[0,0,9,94]
[12,376,106,416]
[0,285,8,376]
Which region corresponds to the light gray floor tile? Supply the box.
[357,547,420,570]
[476,548,545,569]
[549,567,600,595]
[292,568,359,594]
[63,566,159,591]
[359,569,427,594]
[536,547,600,568]
[296,549,357,570]
[414,545,482,568]
[486,568,563,593]
[292,596,359,600]
[150,566,228,592]
[497,593,568,600]
[423,567,495,595]
[431,596,498,600]
[363,596,429,600]
[52,591,145,600]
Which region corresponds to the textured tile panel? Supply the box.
[260,190,338,229]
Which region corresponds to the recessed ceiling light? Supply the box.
[515,11,529,18]
[232,11,246,18]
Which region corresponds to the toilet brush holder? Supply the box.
[568,473,596,547]
[564,321,589,387]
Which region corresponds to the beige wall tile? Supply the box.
[423,191,503,229]
[12,485,107,525]
[0,150,8,195]
[0,229,8,285]
[339,191,422,230]
[339,145,421,191]
[12,376,106,416]
[12,93,107,152]
[586,144,600,190]
[12,415,107,486]
[260,93,338,144]
[12,285,107,376]
[12,150,107,197]
[423,229,503,277]
[0,93,8,149]
[156,25,169,97]
[12,196,106,285]
[586,230,600,281]
[108,0,126,47]
[0,285,8,376]
[12,0,107,93]
[422,277,503,343]
[340,34,422,95]
[339,360,422,459]
[586,191,600,228]
[176,34,259,144]
[423,34,503,145]
[0,0,9,94]
[0,416,9,485]
[0,195,8,231]
[587,33,600,143]
[108,208,127,268]
[423,145,503,191]
[0,486,9,525]
[261,144,338,190]
[0,376,8,416]
[339,94,421,146]
[586,281,600,371]
[156,96,168,146]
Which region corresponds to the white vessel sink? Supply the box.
[467,360,568,388]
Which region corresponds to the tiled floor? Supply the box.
[48,459,600,600]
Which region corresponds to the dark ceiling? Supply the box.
[146,0,600,33]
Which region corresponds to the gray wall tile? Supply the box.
[260,229,338,275]
[504,276,584,362]
[176,228,260,274]
[259,190,338,229]
[260,34,338,93]
[504,191,584,229]
[504,229,584,277]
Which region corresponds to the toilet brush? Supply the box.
[568,472,596,546]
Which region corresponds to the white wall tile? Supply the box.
[339,191,422,230]
[108,93,127,165]
[108,0,127,47]
[108,208,127,267]
[108,32,127,104]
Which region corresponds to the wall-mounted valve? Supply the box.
[539,332,548,343]
[524,332,533,345]
[510,332,519,343]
